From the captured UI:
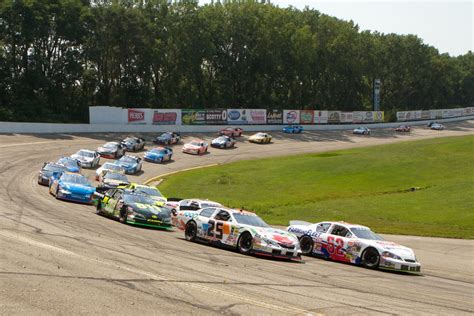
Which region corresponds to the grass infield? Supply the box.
[160,136,474,238]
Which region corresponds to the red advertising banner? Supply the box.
[128,109,146,123]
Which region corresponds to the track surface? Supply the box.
[1,122,473,315]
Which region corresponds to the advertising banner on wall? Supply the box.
[283,110,299,124]
[266,109,283,124]
[299,110,314,124]
[152,109,181,125]
[205,109,227,124]
[247,109,267,124]
[421,110,431,120]
[127,108,149,124]
[226,109,249,124]
[340,112,353,123]
[181,109,206,125]
[314,111,328,124]
[327,111,341,124]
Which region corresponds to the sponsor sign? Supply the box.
[327,111,341,124]
[421,110,431,120]
[227,109,249,124]
[128,108,147,124]
[205,109,227,124]
[314,111,328,124]
[340,112,353,123]
[181,109,206,125]
[266,109,283,124]
[374,111,384,122]
[152,109,180,125]
[247,109,267,124]
[300,110,314,124]
[283,110,299,124]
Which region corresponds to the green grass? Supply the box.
[160,136,474,238]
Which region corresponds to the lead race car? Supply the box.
[176,207,302,261]
[287,221,421,273]
[49,172,96,204]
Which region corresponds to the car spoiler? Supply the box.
[289,220,312,226]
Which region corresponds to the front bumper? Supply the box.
[253,242,302,260]
[98,152,116,158]
[144,156,161,163]
[126,214,172,230]
[56,191,95,204]
[379,257,421,273]
[182,148,199,155]
[77,161,93,168]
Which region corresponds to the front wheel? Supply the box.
[299,236,314,255]
[361,248,380,269]
[185,221,197,241]
[96,202,102,215]
[119,208,128,224]
[237,232,253,255]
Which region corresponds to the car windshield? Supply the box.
[120,156,136,163]
[105,173,128,181]
[255,133,265,137]
[233,213,269,227]
[135,187,163,197]
[78,150,94,157]
[159,133,171,138]
[61,174,90,185]
[43,164,66,172]
[103,142,117,149]
[103,163,122,171]
[350,228,384,240]
[124,194,155,205]
[190,141,202,146]
[124,138,136,143]
[215,137,226,141]
[150,148,166,154]
[58,158,79,167]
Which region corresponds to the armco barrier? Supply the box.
[0,116,472,134]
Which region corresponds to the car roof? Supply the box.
[215,207,257,216]
[78,149,95,153]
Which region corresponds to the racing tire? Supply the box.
[361,247,380,269]
[185,221,197,242]
[237,232,253,255]
[96,202,102,215]
[299,235,314,255]
[55,186,60,199]
[119,208,128,224]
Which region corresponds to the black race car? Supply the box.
[96,141,126,159]
[37,162,68,185]
[95,188,172,229]
[96,172,130,193]
[153,132,181,145]
[121,136,146,152]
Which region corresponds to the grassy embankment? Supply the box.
[160,136,474,238]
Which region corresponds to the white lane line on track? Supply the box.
[0,231,318,315]
[144,163,220,185]
[0,140,62,148]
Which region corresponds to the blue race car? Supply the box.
[56,157,81,173]
[49,172,96,204]
[283,125,304,133]
[144,147,173,163]
[37,162,68,186]
[114,155,143,174]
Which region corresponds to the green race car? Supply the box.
[95,188,172,229]
[119,183,167,205]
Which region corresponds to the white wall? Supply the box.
[0,116,472,134]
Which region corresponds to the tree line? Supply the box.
[0,0,472,123]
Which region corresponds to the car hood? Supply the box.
[61,182,95,194]
[145,152,164,158]
[184,144,200,149]
[117,161,137,169]
[98,147,115,152]
[367,240,416,260]
[71,155,93,162]
[131,203,171,217]
[212,139,226,144]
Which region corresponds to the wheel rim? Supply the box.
[300,236,313,254]
[363,249,379,267]
[239,234,253,252]
[185,223,196,240]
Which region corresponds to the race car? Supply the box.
[395,125,411,132]
[37,162,68,186]
[283,125,304,133]
[167,198,222,220]
[56,157,81,173]
[182,140,208,155]
[70,149,101,169]
[219,127,243,137]
[96,171,130,193]
[353,127,371,135]
[144,147,173,163]
[287,221,421,273]
[120,183,167,205]
[177,207,302,260]
[95,162,125,180]
[248,132,272,144]
[114,155,142,174]
[430,123,445,130]
[95,188,172,229]
[49,172,96,204]
[153,132,181,145]
[96,141,126,158]
[121,136,146,152]
[211,136,236,149]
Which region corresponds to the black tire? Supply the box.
[55,186,60,199]
[96,202,102,215]
[237,232,253,255]
[361,247,380,269]
[185,221,197,241]
[299,235,314,255]
[119,207,128,224]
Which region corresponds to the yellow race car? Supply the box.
[118,183,167,205]
[248,132,272,144]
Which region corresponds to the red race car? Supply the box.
[395,125,411,132]
[219,127,243,137]
[182,140,209,155]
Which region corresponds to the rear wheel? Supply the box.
[185,221,197,241]
[119,208,128,224]
[237,232,253,255]
[299,236,314,255]
[361,247,380,269]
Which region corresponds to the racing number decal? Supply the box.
[207,220,224,239]
[215,222,224,239]
[207,220,215,237]
[327,236,344,257]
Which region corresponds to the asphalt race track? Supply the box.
[1,121,473,315]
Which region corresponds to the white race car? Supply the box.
[287,221,421,273]
[71,149,100,168]
[353,127,371,135]
[95,162,125,180]
[167,198,222,219]
[176,207,302,260]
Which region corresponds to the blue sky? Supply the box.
[200,0,473,56]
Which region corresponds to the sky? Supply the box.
[199,0,473,56]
